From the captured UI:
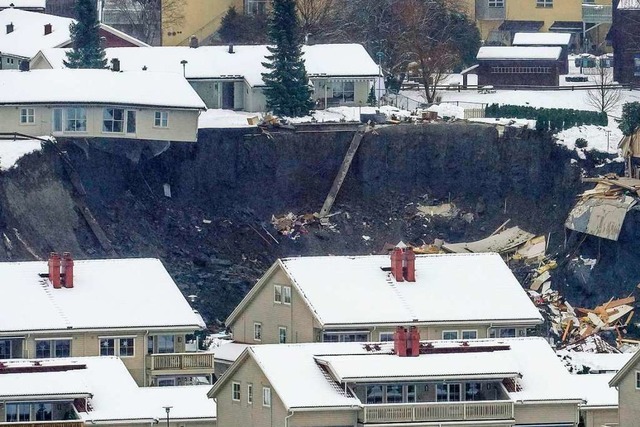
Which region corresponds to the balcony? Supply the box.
[146,352,214,372]
[582,4,612,24]
[0,422,84,427]
[360,401,514,424]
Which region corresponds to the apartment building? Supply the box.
[609,348,640,426]
[0,357,216,427]
[225,248,544,345]
[208,336,594,427]
[0,255,214,387]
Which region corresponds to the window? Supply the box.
[20,108,34,124]
[35,403,52,421]
[274,285,282,303]
[6,403,30,422]
[331,81,355,103]
[245,0,268,15]
[283,286,291,304]
[323,332,369,342]
[35,339,71,358]
[52,108,63,133]
[157,335,175,353]
[262,387,271,407]
[247,384,253,404]
[379,332,394,342]
[65,107,87,132]
[154,111,168,127]
[0,339,12,358]
[634,54,640,77]
[366,385,383,404]
[254,323,262,341]
[406,384,417,403]
[536,0,552,7]
[465,382,483,401]
[499,328,516,338]
[157,377,176,387]
[386,384,403,403]
[126,110,136,133]
[103,108,125,133]
[100,337,135,357]
[636,371,640,389]
[462,330,477,340]
[436,383,461,402]
[232,382,241,401]
[279,327,287,344]
[488,0,504,6]
[491,66,552,74]
[442,330,459,340]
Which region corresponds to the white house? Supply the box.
[0,69,206,142]
[0,357,216,427]
[208,337,591,427]
[0,8,147,70]
[0,255,213,386]
[225,250,544,344]
[30,43,381,112]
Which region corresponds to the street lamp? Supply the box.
[180,60,188,77]
[163,406,172,427]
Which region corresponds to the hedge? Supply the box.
[485,104,608,131]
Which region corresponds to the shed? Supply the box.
[476,46,563,87]
[512,32,572,73]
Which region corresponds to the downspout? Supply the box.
[284,409,295,427]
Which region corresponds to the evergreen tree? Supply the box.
[367,85,376,106]
[261,0,313,117]
[64,0,107,69]
[619,102,640,136]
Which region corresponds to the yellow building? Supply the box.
[163,0,243,46]
[465,0,611,51]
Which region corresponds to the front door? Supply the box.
[222,82,235,110]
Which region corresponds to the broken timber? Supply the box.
[318,124,372,218]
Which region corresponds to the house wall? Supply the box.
[289,410,356,427]
[612,1,640,85]
[477,59,560,86]
[190,80,221,109]
[215,356,288,427]
[617,360,640,427]
[163,0,243,46]
[514,402,579,425]
[0,54,23,70]
[0,105,200,142]
[228,268,319,344]
[580,407,618,427]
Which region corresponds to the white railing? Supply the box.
[360,400,514,423]
[0,422,84,427]
[147,352,214,371]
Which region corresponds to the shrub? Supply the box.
[485,104,608,131]
[575,138,588,148]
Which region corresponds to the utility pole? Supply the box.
[376,51,384,107]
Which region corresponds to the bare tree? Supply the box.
[586,64,623,114]
[296,0,338,39]
[104,0,185,45]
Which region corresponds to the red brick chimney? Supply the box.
[404,247,416,282]
[61,252,74,288]
[393,326,407,356]
[44,23,52,35]
[48,252,61,289]
[407,326,420,356]
[390,247,404,282]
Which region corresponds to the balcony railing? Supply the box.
[360,401,514,424]
[582,4,612,23]
[0,422,84,427]
[146,352,214,371]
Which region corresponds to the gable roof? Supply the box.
[0,0,45,8]
[609,349,640,386]
[0,8,147,60]
[0,69,206,109]
[227,253,542,328]
[0,357,215,422]
[209,338,584,409]
[477,46,562,61]
[32,43,380,87]
[0,258,206,333]
[512,32,572,46]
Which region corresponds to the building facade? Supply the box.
[476,46,562,86]
[611,0,640,85]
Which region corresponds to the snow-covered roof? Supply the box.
[569,374,617,408]
[0,357,216,422]
[0,258,206,333]
[266,253,542,327]
[618,0,640,9]
[0,70,206,109]
[557,350,633,373]
[0,0,45,8]
[0,8,73,58]
[477,46,562,61]
[211,342,250,363]
[34,43,380,87]
[512,32,571,46]
[214,338,584,409]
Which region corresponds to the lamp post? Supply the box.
[163,406,172,427]
[376,51,384,107]
[180,60,188,77]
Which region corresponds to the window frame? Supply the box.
[154,111,169,128]
[156,335,175,354]
[282,286,291,305]
[20,108,35,125]
[0,339,13,359]
[442,330,459,340]
[99,336,135,357]
[52,108,63,133]
[436,383,462,402]
[262,386,271,407]
[462,330,478,340]
[247,383,253,404]
[536,0,553,8]
[274,285,282,304]
[254,322,262,342]
[488,0,504,7]
[6,403,31,422]
[379,332,394,342]
[278,326,287,344]
[35,338,71,358]
[102,107,126,133]
[636,371,640,389]
[64,107,87,133]
[232,382,241,401]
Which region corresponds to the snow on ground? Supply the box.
[469,117,535,128]
[426,103,465,119]
[198,109,260,128]
[0,138,44,171]
[554,125,623,157]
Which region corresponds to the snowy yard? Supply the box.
[0,138,44,171]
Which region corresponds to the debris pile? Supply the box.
[270,212,315,239]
